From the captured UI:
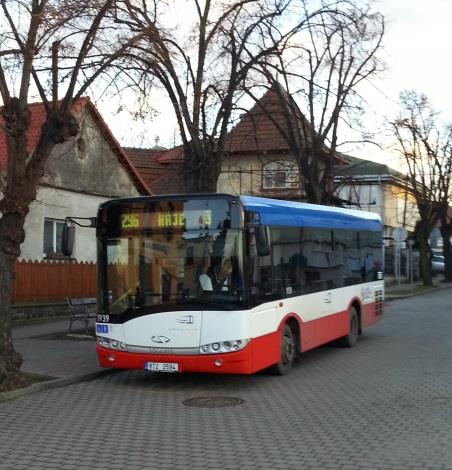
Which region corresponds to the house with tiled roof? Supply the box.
[125,84,341,199]
[334,155,418,241]
[0,98,151,262]
[121,87,418,247]
[218,84,343,199]
[123,145,184,195]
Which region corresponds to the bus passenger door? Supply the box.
[303,282,341,349]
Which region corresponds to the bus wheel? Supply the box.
[270,323,296,375]
[339,306,359,348]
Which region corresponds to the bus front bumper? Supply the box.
[96,345,255,374]
[96,332,279,375]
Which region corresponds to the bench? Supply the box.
[66,297,97,334]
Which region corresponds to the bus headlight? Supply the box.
[199,339,249,354]
[97,336,127,352]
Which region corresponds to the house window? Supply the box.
[262,161,299,189]
[43,219,69,258]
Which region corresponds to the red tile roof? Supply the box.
[126,84,343,193]
[123,147,176,188]
[150,165,185,194]
[123,146,185,194]
[224,87,297,154]
[123,87,321,192]
[224,84,342,163]
[156,145,184,164]
[0,101,49,168]
[0,98,151,195]
[124,147,167,167]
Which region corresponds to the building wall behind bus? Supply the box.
[218,153,305,200]
[336,182,417,241]
[20,187,110,262]
[19,107,142,262]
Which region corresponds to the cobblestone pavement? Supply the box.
[1,288,452,470]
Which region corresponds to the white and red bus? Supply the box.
[91,194,384,375]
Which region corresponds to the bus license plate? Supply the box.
[144,362,179,373]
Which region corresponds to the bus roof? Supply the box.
[240,195,382,231]
[98,193,382,232]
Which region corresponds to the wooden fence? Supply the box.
[13,259,96,303]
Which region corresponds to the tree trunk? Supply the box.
[304,181,322,204]
[0,219,30,392]
[0,102,32,391]
[440,218,452,282]
[0,102,78,391]
[182,142,221,193]
[415,223,433,286]
[299,142,335,205]
[299,148,322,204]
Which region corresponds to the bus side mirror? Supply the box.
[255,225,270,257]
[62,222,75,257]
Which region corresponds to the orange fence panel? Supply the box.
[13,259,97,303]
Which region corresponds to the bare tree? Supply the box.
[0,0,145,391]
[391,91,452,285]
[114,0,325,193]
[246,1,384,204]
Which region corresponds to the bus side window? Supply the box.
[271,227,306,297]
[358,231,383,282]
[248,236,273,300]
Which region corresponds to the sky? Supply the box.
[366,1,452,122]
[98,0,452,165]
[376,0,452,116]
[344,0,452,164]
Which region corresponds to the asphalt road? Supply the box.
[1,288,452,470]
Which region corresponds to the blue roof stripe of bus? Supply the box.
[239,195,382,231]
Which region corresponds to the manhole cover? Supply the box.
[183,396,244,408]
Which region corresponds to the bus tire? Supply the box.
[270,323,296,375]
[339,306,359,348]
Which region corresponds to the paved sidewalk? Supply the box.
[385,278,452,299]
[1,318,112,402]
[1,279,450,402]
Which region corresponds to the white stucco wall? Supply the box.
[337,183,384,216]
[44,110,142,198]
[218,153,304,198]
[218,154,260,195]
[17,105,143,262]
[336,182,418,241]
[20,186,110,262]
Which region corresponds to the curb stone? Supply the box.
[0,369,117,403]
[385,283,451,301]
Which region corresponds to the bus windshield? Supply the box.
[104,228,245,317]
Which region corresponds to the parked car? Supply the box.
[431,254,445,274]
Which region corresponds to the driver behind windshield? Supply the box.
[199,257,233,293]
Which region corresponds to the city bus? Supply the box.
[82,193,384,375]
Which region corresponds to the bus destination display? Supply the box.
[121,210,212,231]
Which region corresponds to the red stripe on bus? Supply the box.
[96,301,382,374]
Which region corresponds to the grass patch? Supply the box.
[23,372,56,383]
[0,372,55,394]
[389,284,436,296]
[35,328,95,341]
